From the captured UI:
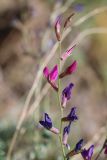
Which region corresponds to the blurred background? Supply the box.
[0,0,107,159]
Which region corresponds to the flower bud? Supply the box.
[55,17,61,41]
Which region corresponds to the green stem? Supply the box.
[57,41,66,160]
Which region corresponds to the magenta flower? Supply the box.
[39,113,59,134]
[81,145,94,160]
[60,44,76,61]
[61,83,74,108]
[43,65,58,91]
[59,61,77,78]
[55,16,61,41]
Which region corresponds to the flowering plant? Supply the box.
[39,14,107,160]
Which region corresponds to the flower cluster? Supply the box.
[38,14,106,160]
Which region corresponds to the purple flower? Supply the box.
[66,139,84,159]
[63,122,71,148]
[62,107,78,121]
[39,113,59,134]
[61,83,74,108]
[43,65,58,91]
[59,61,77,78]
[55,16,61,41]
[75,139,84,152]
[81,145,94,160]
[60,44,76,61]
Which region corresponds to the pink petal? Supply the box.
[55,16,61,41]
[66,60,77,74]
[50,127,59,134]
[49,65,58,82]
[63,132,68,145]
[61,96,67,108]
[60,44,76,61]
[43,67,49,78]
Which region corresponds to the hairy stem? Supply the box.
[57,41,66,160]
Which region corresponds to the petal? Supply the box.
[49,65,58,82]
[45,113,52,126]
[43,67,49,78]
[60,44,76,61]
[88,145,94,158]
[81,149,88,159]
[63,122,71,135]
[50,127,59,134]
[67,107,78,121]
[63,132,69,145]
[62,83,74,101]
[75,139,84,152]
[66,61,77,74]
[39,113,52,130]
[81,145,94,160]
[61,86,72,108]
[66,144,71,150]
[61,96,67,108]
[63,124,71,146]
[39,121,46,128]
[59,61,77,78]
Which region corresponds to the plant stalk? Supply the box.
[57,41,66,160]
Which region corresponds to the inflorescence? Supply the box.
[38,13,107,160]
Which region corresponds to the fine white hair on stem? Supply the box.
[6,5,107,160]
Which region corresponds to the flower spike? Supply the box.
[60,44,76,61]
[59,61,77,78]
[39,113,59,134]
[61,83,74,108]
